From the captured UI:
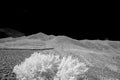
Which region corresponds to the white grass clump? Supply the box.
[13,51,89,80]
[55,56,89,80]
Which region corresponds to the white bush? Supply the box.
[13,51,89,80]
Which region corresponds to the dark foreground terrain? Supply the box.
[0,49,44,80]
[0,49,120,80]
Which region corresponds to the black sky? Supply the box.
[0,7,119,40]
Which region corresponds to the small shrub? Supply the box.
[13,51,89,80]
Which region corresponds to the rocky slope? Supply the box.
[0,33,120,80]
